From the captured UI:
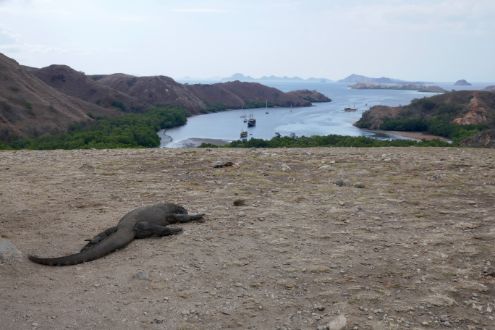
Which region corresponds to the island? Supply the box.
[350,83,446,93]
[454,79,472,86]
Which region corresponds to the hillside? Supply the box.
[1,147,494,329]
[0,54,115,141]
[356,90,495,146]
[32,65,146,112]
[93,74,326,114]
[286,89,332,102]
[93,74,207,113]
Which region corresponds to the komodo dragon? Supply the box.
[28,203,204,266]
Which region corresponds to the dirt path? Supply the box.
[1,148,494,329]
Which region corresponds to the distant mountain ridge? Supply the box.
[222,73,332,84]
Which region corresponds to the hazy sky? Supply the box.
[0,0,494,81]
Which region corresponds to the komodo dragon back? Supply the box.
[28,203,205,266]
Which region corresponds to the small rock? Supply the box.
[328,314,348,330]
[79,163,95,171]
[133,271,150,281]
[314,304,325,311]
[281,164,291,171]
[233,199,246,206]
[334,179,346,187]
[354,182,365,189]
[0,239,22,264]
[213,161,234,168]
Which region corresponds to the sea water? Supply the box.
[159,82,489,148]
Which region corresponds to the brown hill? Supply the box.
[286,89,332,102]
[356,91,495,129]
[188,81,313,112]
[94,74,324,114]
[32,65,145,112]
[355,91,495,147]
[93,74,206,113]
[0,54,115,141]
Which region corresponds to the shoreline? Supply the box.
[373,130,451,142]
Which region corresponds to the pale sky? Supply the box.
[0,0,494,82]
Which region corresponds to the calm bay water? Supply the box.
[159,82,487,148]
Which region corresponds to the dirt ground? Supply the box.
[0,147,494,330]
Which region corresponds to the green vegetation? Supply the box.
[356,96,492,144]
[1,107,186,150]
[200,134,451,149]
[380,118,486,144]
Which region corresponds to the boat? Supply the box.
[247,114,256,127]
[344,107,357,112]
[240,131,248,139]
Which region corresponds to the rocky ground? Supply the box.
[0,147,494,330]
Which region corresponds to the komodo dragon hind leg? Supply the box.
[80,226,118,252]
[173,213,205,223]
[134,222,183,239]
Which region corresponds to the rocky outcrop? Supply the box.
[0,239,22,264]
[485,85,495,92]
[452,93,488,125]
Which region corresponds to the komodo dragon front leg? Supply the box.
[134,213,205,238]
[134,222,183,238]
[173,213,205,223]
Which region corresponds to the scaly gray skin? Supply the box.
[28,203,205,266]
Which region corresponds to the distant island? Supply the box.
[454,79,472,86]
[338,74,425,85]
[350,83,446,93]
[222,73,332,84]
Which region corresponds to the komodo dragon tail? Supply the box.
[28,229,135,266]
